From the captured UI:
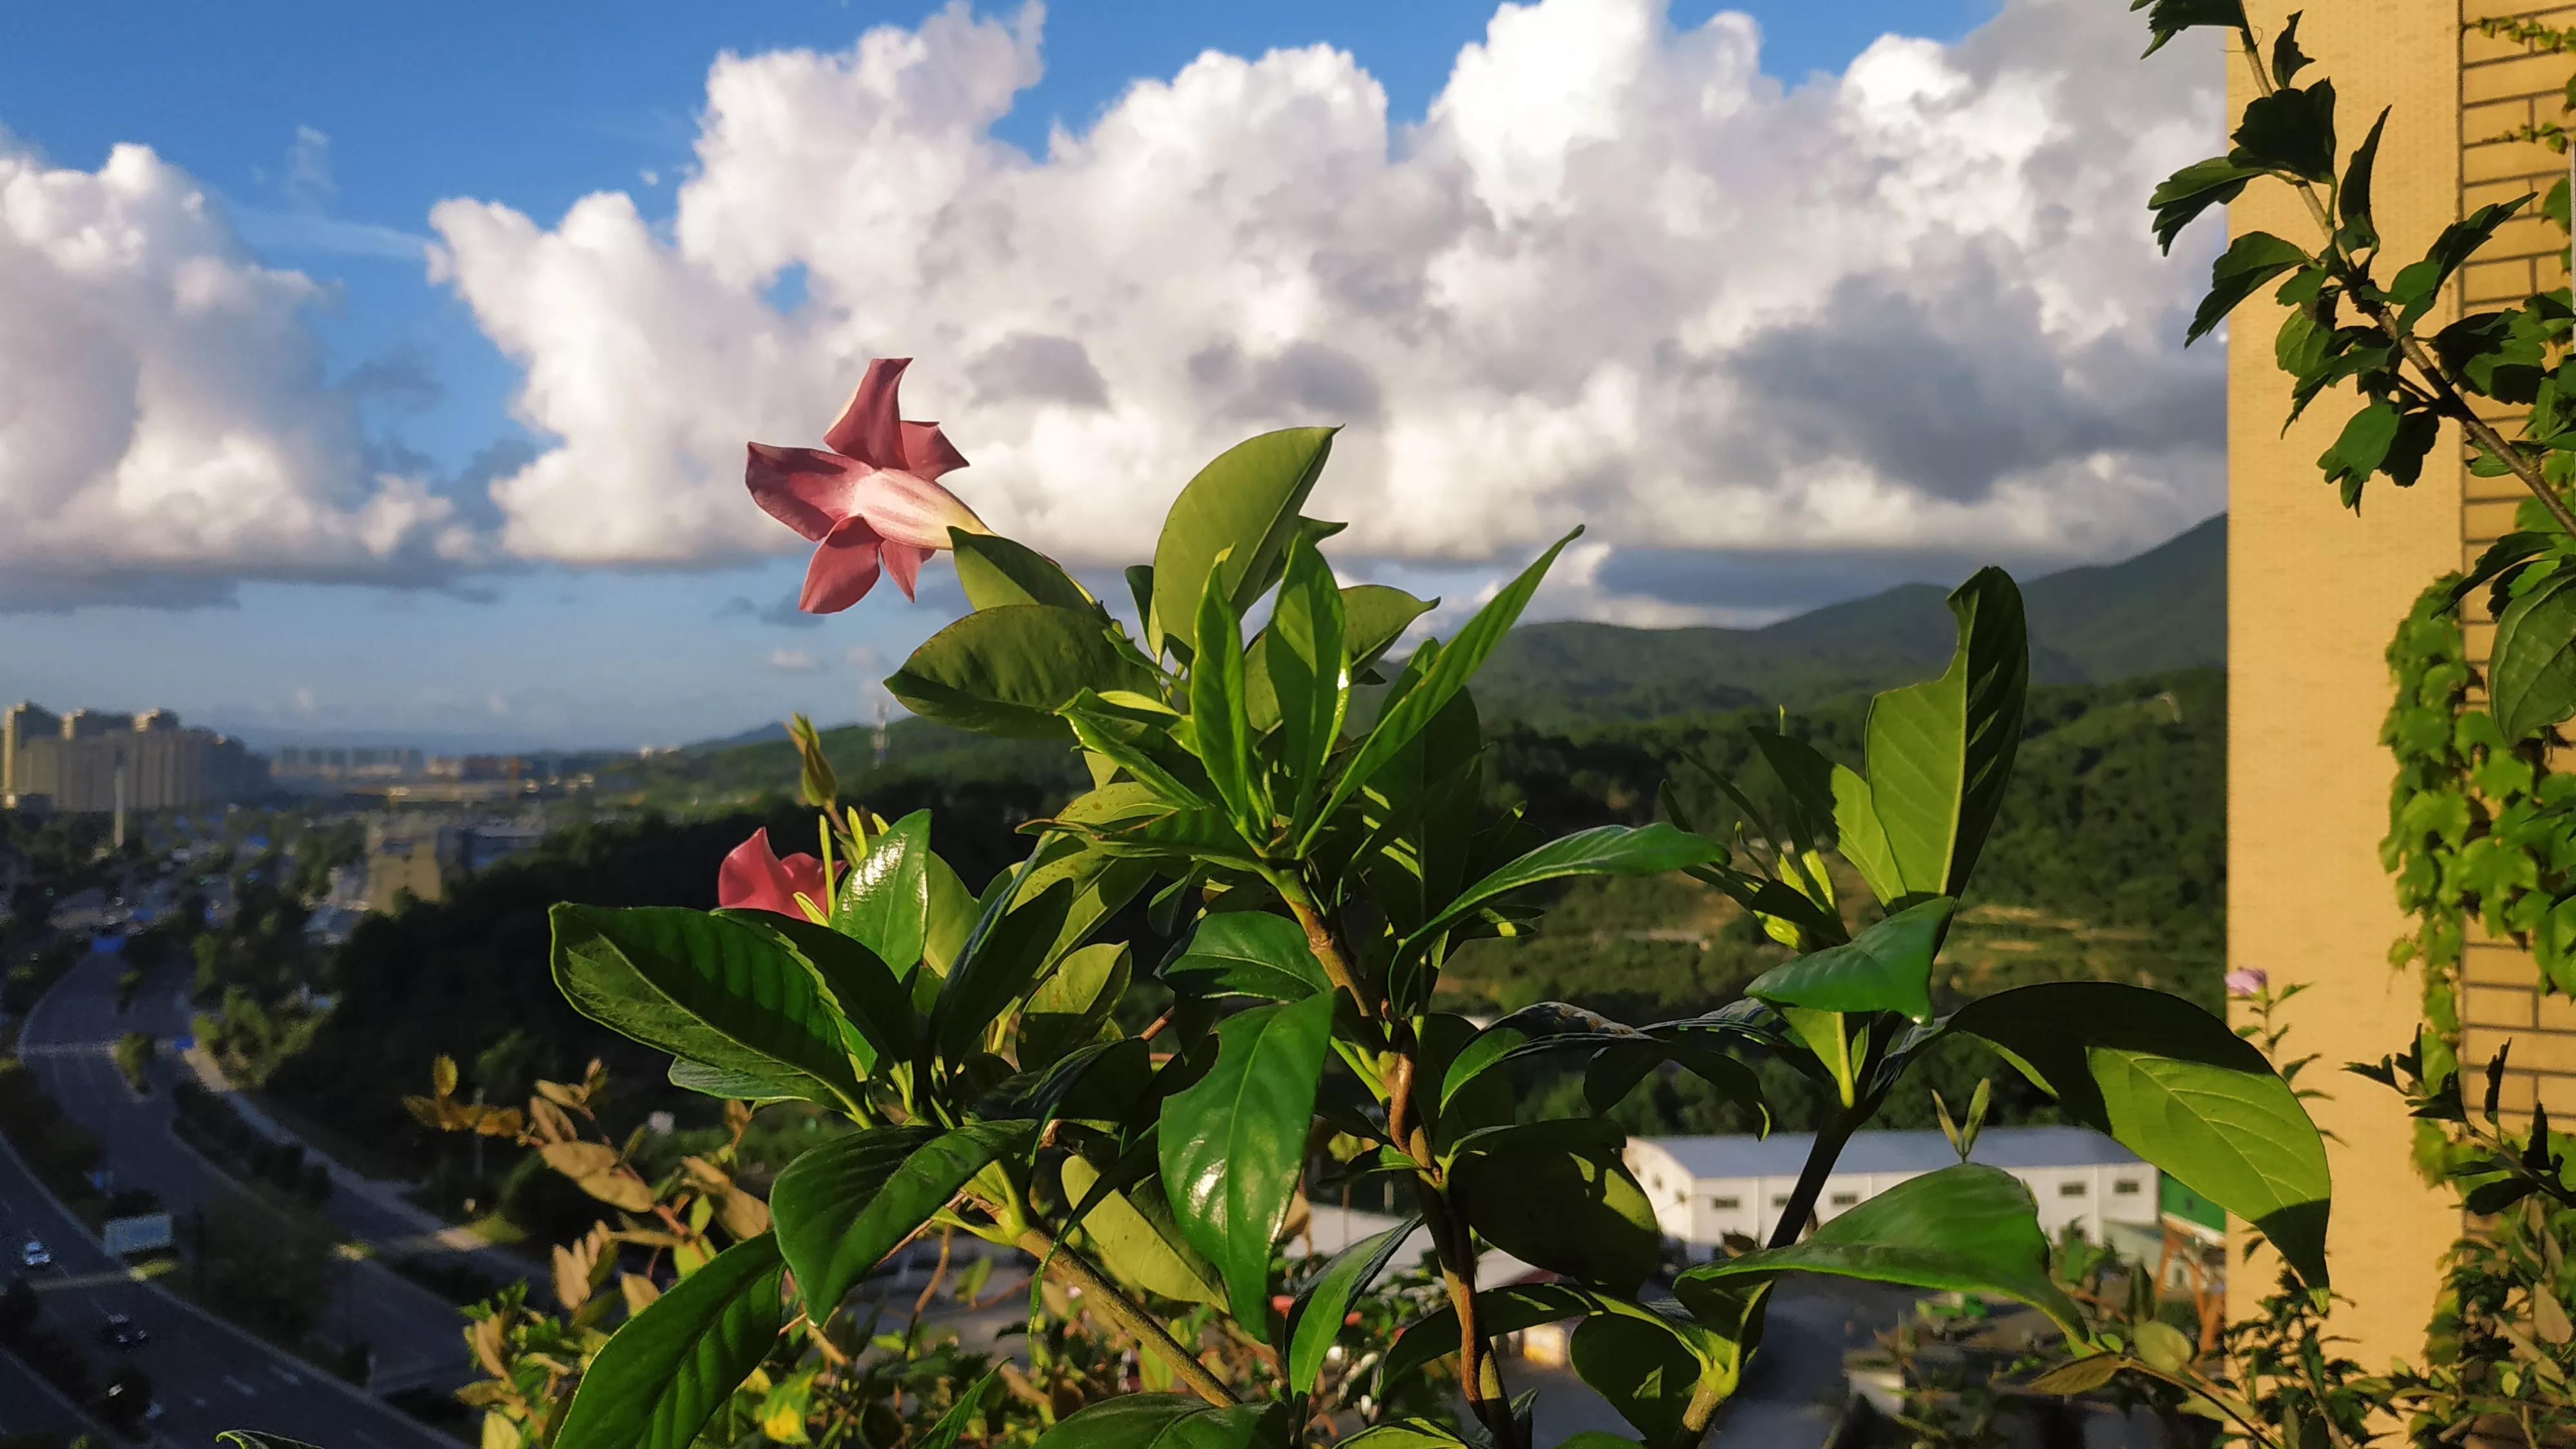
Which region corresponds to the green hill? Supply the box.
[1469,513,2223,722]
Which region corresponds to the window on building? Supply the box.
[2058,1181,2088,1198]
[1710,1196,1740,1210]
[2112,1177,2142,1196]
[1829,1191,1858,1208]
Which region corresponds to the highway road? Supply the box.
[4,940,463,1448]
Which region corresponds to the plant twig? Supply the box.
[1013,1227,1235,1408]
[1766,1111,1861,1249]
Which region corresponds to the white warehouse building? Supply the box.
[1625,1126,2158,1257]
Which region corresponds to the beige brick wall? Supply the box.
[2228,0,2472,1370]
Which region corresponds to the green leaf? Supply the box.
[1260,535,1349,831]
[2488,566,2576,743]
[724,910,918,1071]
[2132,0,2246,57]
[1307,531,1579,849]
[1286,1215,1421,1394]
[2188,231,2311,345]
[1191,559,1261,831]
[1951,981,2332,1288]
[770,1122,1026,1318]
[2148,156,2259,252]
[1448,1118,1662,1292]
[2393,197,2532,327]
[2026,1354,2125,1396]
[218,1435,326,1449]
[2268,11,2307,84]
[1744,897,1955,1025]
[1017,941,1130,1069]
[1034,1397,1276,1449]
[550,905,864,1110]
[2231,79,2335,182]
[951,530,1097,612]
[930,877,1075,1061]
[918,1366,1003,1449]
[1341,584,1435,672]
[1151,427,1338,655]
[1063,691,1216,810]
[887,605,1155,739]
[1571,1313,1705,1446]
[554,1234,786,1449]
[1681,1164,2085,1337]
[1390,823,1723,1009]
[1161,911,1331,1002]
[1855,567,2029,901]
[2338,107,2388,251]
[667,1057,808,1103]
[1059,1151,1227,1306]
[835,810,934,972]
[1829,765,1904,906]
[1159,990,1338,1323]
[1339,1422,1475,1448]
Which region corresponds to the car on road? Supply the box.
[19,1238,50,1269]
[98,1312,147,1348]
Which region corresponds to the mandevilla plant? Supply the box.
[418,352,2336,1449]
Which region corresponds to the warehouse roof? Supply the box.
[1638,1126,2141,1181]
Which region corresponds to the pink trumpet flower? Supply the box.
[717,828,835,920]
[2223,967,2268,999]
[746,358,989,612]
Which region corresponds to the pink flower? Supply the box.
[746,358,989,612]
[2224,967,2268,999]
[717,828,833,920]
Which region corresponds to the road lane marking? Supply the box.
[222,1374,258,1397]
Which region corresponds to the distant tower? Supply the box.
[871,698,889,768]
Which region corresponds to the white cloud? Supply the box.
[767,647,824,673]
[431,0,2224,592]
[0,136,480,609]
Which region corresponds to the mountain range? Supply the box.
[1466,513,2224,722]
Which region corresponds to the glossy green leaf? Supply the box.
[1341,584,1435,671]
[551,905,863,1109]
[1191,559,1261,829]
[1058,1152,1227,1306]
[1380,1282,1739,1397]
[1159,990,1338,1323]
[1307,531,1578,849]
[930,878,1075,1061]
[1017,941,1130,1068]
[1034,1396,1276,1449]
[1857,567,2027,901]
[918,1365,1003,1449]
[833,810,934,973]
[1393,824,1723,1004]
[1338,1422,1475,1448]
[2488,567,2576,743]
[2148,155,2259,252]
[1681,1164,2084,1337]
[887,605,1153,739]
[218,1434,325,1449]
[2231,77,2335,182]
[1286,1215,1421,1394]
[1744,896,1955,1024]
[1262,535,1349,829]
[722,910,917,1072]
[1571,1313,1705,1446]
[951,530,1096,612]
[1161,911,1331,1002]
[554,1234,786,1449]
[1063,691,1217,811]
[921,851,976,976]
[770,1122,1026,1318]
[1151,427,1338,654]
[2186,231,2309,345]
[1951,981,2331,1287]
[1448,1118,1661,1292]
[667,1058,807,1103]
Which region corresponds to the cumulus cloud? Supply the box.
[430,0,2223,599]
[766,647,824,673]
[0,136,482,609]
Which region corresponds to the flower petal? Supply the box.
[746,444,864,542]
[822,357,911,469]
[800,516,886,613]
[883,542,933,600]
[900,420,969,481]
[854,469,990,550]
[717,828,799,916]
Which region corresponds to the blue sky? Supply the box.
[2,0,2230,753]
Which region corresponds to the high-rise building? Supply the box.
[0,701,269,813]
[2230,2,2576,1368]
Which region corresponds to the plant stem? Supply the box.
[1767,1112,1861,1249]
[1013,1228,1235,1407]
[1271,875,1372,1019]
